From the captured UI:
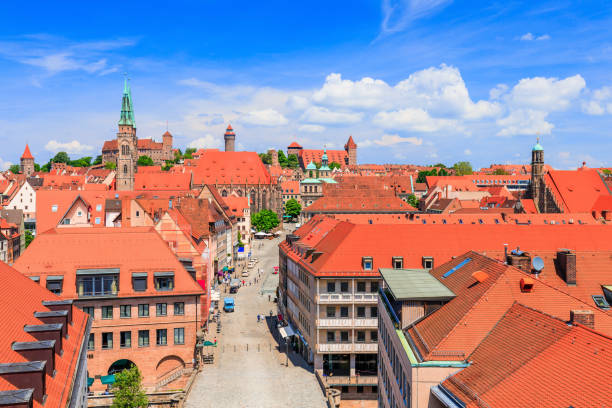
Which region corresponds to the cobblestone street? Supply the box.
[185,231,327,408]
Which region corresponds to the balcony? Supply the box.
[318,318,378,328]
[318,343,353,352]
[318,318,353,328]
[318,293,353,303]
[317,292,379,304]
[316,342,378,353]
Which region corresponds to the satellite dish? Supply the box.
[532,256,544,272]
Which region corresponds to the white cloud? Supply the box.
[505,75,585,111]
[361,133,423,147]
[0,158,12,171]
[240,109,288,126]
[496,109,553,136]
[298,124,325,133]
[464,149,472,155]
[537,34,551,40]
[313,73,392,109]
[301,106,363,124]
[373,108,457,132]
[45,140,93,154]
[582,86,612,115]
[187,134,222,150]
[520,32,535,41]
[489,84,508,100]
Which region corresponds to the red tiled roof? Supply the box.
[134,171,191,191]
[102,138,163,151]
[281,180,300,194]
[222,196,249,217]
[407,252,612,361]
[521,198,537,214]
[187,150,273,185]
[13,227,204,299]
[21,144,33,159]
[344,135,357,149]
[441,303,612,408]
[0,261,88,408]
[544,169,611,213]
[288,141,302,148]
[177,197,211,240]
[299,149,348,168]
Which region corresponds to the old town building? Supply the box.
[288,136,358,170]
[13,227,204,392]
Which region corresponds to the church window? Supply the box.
[122,145,130,155]
[123,165,128,174]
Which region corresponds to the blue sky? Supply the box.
[1,0,612,169]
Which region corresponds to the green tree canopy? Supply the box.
[432,163,447,168]
[111,365,148,408]
[105,162,117,170]
[251,209,279,232]
[9,164,20,174]
[287,154,299,168]
[453,161,473,176]
[406,194,419,209]
[284,198,302,218]
[416,168,438,183]
[329,162,341,170]
[278,150,288,167]
[69,156,92,167]
[438,168,448,176]
[51,152,70,164]
[25,230,34,248]
[162,160,174,171]
[183,148,196,160]
[259,152,271,165]
[137,155,155,166]
[34,163,41,172]
[93,155,103,165]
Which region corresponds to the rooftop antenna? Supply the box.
[532,256,544,277]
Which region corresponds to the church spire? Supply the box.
[118,76,136,128]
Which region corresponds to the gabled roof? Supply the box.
[0,261,88,408]
[440,303,612,408]
[288,141,302,148]
[299,149,348,168]
[543,169,611,213]
[187,150,273,185]
[134,171,191,191]
[407,252,612,361]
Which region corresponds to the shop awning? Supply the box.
[222,266,229,271]
[279,325,295,339]
[203,340,216,347]
[87,378,94,386]
[100,374,115,385]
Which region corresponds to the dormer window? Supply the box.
[154,272,174,291]
[362,257,373,270]
[423,256,434,269]
[392,256,403,269]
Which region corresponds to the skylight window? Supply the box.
[592,295,610,310]
[442,257,471,279]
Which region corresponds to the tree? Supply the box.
[162,160,174,171]
[93,155,103,165]
[173,149,182,163]
[105,162,117,170]
[237,231,244,248]
[329,162,341,170]
[183,148,196,160]
[51,152,70,164]
[416,168,438,183]
[25,230,34,248]
[251,209,279,232]
[453,161,473,176]
[438,168,448,176]
[602,168,612,176]
[406,194,419,209]
[34,163,41,172]
[69,156,92,167]
[287,154,299,168]
[493,168,509,175]
[111,365,148,408]
[137,155,154,166]
[40,162,51,172]
[432,163,447,168]
[259,153,271,165]
[277,150,288,167]
[284,198,302,219]
[9,164,20,174]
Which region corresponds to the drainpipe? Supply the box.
[409,175,414,194]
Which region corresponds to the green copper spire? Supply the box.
[118,77,136,127]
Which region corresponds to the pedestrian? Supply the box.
[257,314,260,323]
[214,337,217,344]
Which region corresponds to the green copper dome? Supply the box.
[306,161,317,170]
[118,77,136,127]
[532,142,543,151]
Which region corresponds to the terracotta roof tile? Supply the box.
[21,144,33,160]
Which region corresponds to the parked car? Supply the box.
[241,271,249,277]
[223,297,235,312]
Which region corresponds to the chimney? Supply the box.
[0,361,46,403]
[506,248,531,273]
[12,341,56,377]
[42,300,73,325]
[24,324,63,355]
[570,309,594,329]
[557,250,577,285]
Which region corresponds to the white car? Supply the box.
[241,271,249,277]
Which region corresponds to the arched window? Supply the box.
[222,190,228,197]
[121,144,130,155]
[123,164,128,174]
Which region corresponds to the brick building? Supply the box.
[13,227,204,392]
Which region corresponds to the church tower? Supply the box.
[20,144,35,177]
[116,78,137,191]
[530,138,544,209]
[224,124,235,152]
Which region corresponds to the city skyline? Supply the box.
[1,1,612,170]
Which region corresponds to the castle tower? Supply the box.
[530,138,544,208]
[224,124,235,152]
[20,144,35,177]
[344,135,357,166]
[162,131,173,161]
[268,149,279,167]
[116,78,138,191]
